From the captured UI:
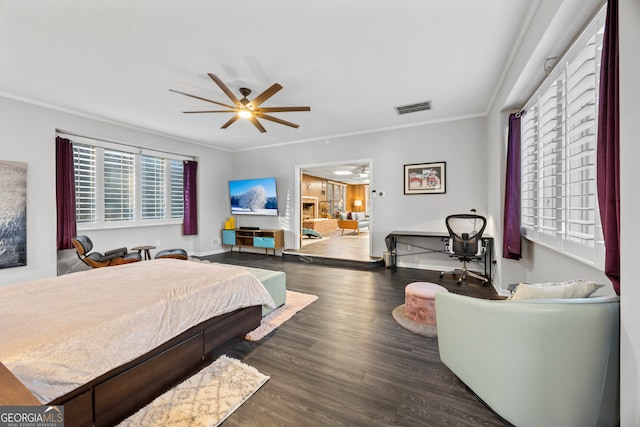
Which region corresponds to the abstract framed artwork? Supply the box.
[404,162,446,195]
[0,160,27,268]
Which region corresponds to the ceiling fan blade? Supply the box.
[169,89,236,109]
[256,106,311,113]
[250,83,283,108]
[208,73,242,107]
[221,115,240,129]
[255,113,300,128]
[183,110,236,113]
[248,115,267,133]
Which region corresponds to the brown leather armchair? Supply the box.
[71,235,141,268]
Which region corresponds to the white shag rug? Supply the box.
[118,355,268,427]
[245,290,318,341]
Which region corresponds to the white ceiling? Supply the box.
[303,162,371,186]
[0,1,535,152]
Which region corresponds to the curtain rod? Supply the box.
[56,129,196,161]
[520,1,606,112]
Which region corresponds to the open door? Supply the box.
[295,160,372,262]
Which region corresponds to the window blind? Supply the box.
[521,105,538,232]
[141,155,166,220]
[565,31,601,246]
[169,159,184,219]
[73,144,97,224]
[520,5,605,268]
[104,149,136,222]
[65,131,192,229]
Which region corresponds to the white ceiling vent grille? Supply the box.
[394,101,432,115]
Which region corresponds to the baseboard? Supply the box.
[191,248,228,258]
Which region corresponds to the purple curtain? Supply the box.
[503,113,522,260]
[56,137,77,250]
[597,0,620,294]
[183,160,198,235]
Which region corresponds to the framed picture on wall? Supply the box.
[404,162,446,195]
[0,160,27,268]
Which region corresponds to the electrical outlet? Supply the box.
[155,240,160,247]
[212,238,220,246]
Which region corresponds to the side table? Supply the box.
[131,245,156,261]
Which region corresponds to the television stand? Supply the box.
[221,228,284,255]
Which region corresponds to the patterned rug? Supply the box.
[118,356,268,427]
[245,290,318,341]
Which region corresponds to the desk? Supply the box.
[131,245,155,260]
[386,230,493,284]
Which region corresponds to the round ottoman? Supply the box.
[404,282,449,325]
[154,248,188,260]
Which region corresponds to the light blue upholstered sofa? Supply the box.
[436,292,620,427]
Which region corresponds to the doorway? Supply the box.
[295,160,372,262]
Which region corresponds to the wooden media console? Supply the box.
[222,228,284,255]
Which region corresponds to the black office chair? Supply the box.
[440,214,488,285]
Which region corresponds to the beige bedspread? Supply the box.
[0,259,275,403]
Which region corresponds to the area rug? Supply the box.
[392,304,438,338]
[245,290,318,341]
[118,355,269,427]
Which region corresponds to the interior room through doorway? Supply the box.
[296,160,372,262]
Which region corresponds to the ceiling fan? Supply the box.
[170,73,310,133]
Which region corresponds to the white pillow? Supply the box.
[509,280,604,300]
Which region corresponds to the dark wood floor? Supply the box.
[204,252,511,427]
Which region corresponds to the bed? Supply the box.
[0,259,275,427]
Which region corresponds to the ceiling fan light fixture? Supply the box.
[238,109,252,119]
[171,74,310,133]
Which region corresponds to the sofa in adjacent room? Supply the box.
[337,211,369,235]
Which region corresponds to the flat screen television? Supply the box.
[228,177,279,216]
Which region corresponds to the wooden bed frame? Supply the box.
[2,305,261,427]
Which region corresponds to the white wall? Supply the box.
[619,0,640,424]
[231,118,489,266]
[0,95,231,286]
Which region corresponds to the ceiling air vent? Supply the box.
[394,100,432,115]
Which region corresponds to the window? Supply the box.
[73,144,97,223]
[141,154,165,220]
[169,159,184,219]
[71,137,188,229]
[104,149,135,223]
[520,6,605,268]
[327,181,346,217]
